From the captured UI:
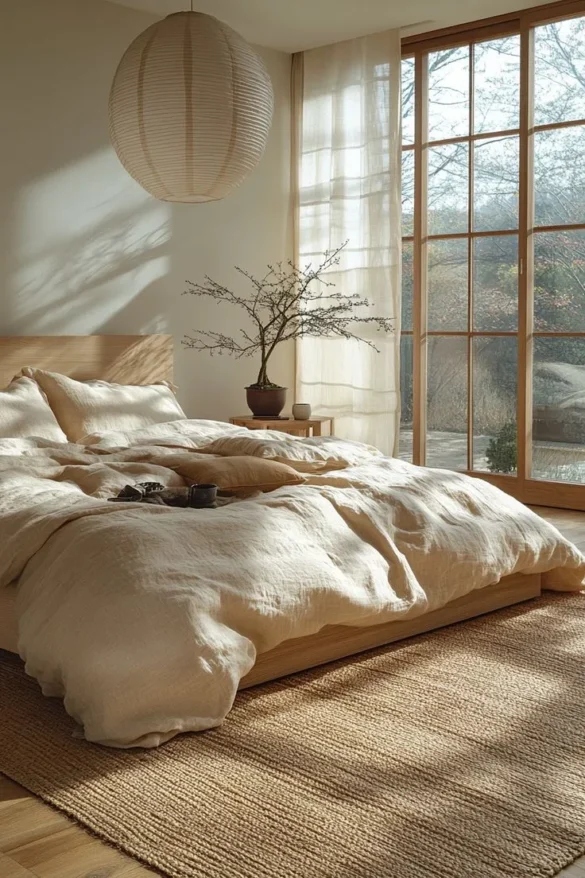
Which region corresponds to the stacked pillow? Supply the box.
[199,432,382,470]
[0,376,67,442]
[15,368,186,443]
[1,370,313,497]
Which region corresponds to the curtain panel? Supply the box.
[293,31,402,455]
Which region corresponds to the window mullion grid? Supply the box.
[533,222,585,234]
[533,331,585,338]
[533,116,585,134]
[402,5,585,499]
[428,228,518,240]
[467,42,475,474]
[412,51,428,467]
[517,22,534,486]
[428,126,519,148]
[428,330,516,337]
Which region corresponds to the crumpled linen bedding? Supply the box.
[0,419,583,749]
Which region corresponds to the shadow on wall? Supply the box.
[0,0,171,334]
[0,0,293,419]
[12,197,170,336]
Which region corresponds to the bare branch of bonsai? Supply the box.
[183,242,394,388]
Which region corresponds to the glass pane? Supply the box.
[402,241,413,331]
[402,150,415,236]
[427,336,467,470]
[532,338,585,483]
[428,46,469,142]
[534,126,585,227]
[474,36,520,134]
[474,136,519,232]
[428,239,468,331]
[428,143,469,235]
[402,57,415,146]
[534,231,585,332]
[534,17,585,126]
[399,335,413,462]
[473,235,518,331]
[473,337,518,474]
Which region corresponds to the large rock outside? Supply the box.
[533,361,585,443]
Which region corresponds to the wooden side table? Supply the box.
[229,415,334,438]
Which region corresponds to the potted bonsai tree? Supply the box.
[183,242,394,418]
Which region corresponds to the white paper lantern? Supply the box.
[109,12,274,203]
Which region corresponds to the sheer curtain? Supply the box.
[294,31,402,455]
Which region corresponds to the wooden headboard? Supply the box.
[0,335,174,389]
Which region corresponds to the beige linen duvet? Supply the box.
[0,420,583,748]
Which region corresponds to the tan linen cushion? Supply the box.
[20,368,186,443]
[168,455,305,494]
[0,377,67,442]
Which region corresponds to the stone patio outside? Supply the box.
[398,430,585,484]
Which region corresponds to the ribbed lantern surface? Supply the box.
[109,12,274,203]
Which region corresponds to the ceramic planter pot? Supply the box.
[292,403,311,421]
[246,386,287,417]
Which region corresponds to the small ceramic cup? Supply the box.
[292,403,311,421]
[190,483,218,508]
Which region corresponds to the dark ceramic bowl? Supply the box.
[190,483,218,508]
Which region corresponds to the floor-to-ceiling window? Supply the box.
[400,0,585,509]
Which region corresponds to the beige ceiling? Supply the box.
[105,0,556,52]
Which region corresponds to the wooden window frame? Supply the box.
[401,0,585,510]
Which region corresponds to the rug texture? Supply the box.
[1,593,585,878]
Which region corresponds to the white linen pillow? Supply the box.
[0,377,67,442]
[199,433,382,471]
[79,418,246,450]
[20,368,186,443]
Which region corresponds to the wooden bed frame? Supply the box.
[0,572,542,679]
[0,334,174,388]
[239,572,542,688]
[0,334,543,686]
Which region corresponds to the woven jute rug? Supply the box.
[1,593,585,878]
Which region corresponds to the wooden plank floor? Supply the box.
[1,506,584,878]
[0,775,158,877]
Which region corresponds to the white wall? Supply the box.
[0,0,293,419]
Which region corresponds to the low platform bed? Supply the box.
[0,334,582,749]
[0,573,543,683]
[239,573,543,689]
